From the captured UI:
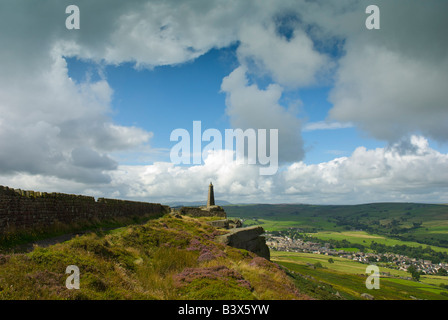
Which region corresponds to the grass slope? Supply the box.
[272,251,448,300]
[0,215,307,300]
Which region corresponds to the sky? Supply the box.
[0,0,448,205]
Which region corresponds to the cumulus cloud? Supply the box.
[0,23,153,183]
[254,0,448,144]
[0,0,296,183]
[326,1,448,142]
[221,66,304,163]
[237,22,331,88]
[71,147,117,170]
[328,43,448,141]
[280,136,448,204]
[54,0,275,68]
[3,136,446,204]
[1,0,448,203]
[103,0,243,67]
[303,121,354,132]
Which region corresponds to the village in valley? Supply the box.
[265,234,448,277]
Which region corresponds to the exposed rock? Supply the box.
[361,293,375,300]
[215,226,270,260]
[169,209,182,219]
[228,219,242,228]
[206,218,242,229]
[206,219,229,229]
[179,206,227,218]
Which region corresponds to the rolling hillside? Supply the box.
[0,214,309,300]
[224,203,448,248]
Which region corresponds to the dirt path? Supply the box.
[4,219,152,254]
[10,231,91,253]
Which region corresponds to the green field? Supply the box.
[225,203,448,250]
[240,218,315,231]
[311,231,448,254]
[272,251,448,300]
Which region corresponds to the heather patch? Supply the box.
[249,257,280,270]
[177,278,255,300]
[186,237,226,262]
[0,215,310,300]
[197,249,216,262]
[0,254,11,265]
[174,265,249,286]
[203,229,227,240]
[25,270,69,297]
[173,265,254,299]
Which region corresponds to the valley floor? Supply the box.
[272,251,448,300]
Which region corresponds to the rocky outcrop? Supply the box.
[207,219,229,229]
[215,226,270,260]
[361,293,375,300]
[178,206,226,218]
[206,218,242,229]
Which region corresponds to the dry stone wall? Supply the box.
[0,185,169,236]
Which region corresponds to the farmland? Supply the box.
[225,203,448,250]
[272,251,448,300]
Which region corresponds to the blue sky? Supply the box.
[65,47,386,166]
[66,47,236,162]
[1,0,448,204]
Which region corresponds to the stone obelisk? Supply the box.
[207,182,215,209]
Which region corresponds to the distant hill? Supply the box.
[167,200,233,208]
[224,202,448,248]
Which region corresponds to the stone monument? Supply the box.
[207,182,215,208]
[177,182,226,217]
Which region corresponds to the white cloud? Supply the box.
[328,43,448,141]
[279,136,448,204]
[237,22,331,88]
[3,136,446,204]
[0,0,289,183]
[57,0,276,68]
[103,0,242,67]
[303,121,354,132]
[221,66,304,163]
[269,0,448,143]
[0,48,152,183]
[1,0,448,204]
